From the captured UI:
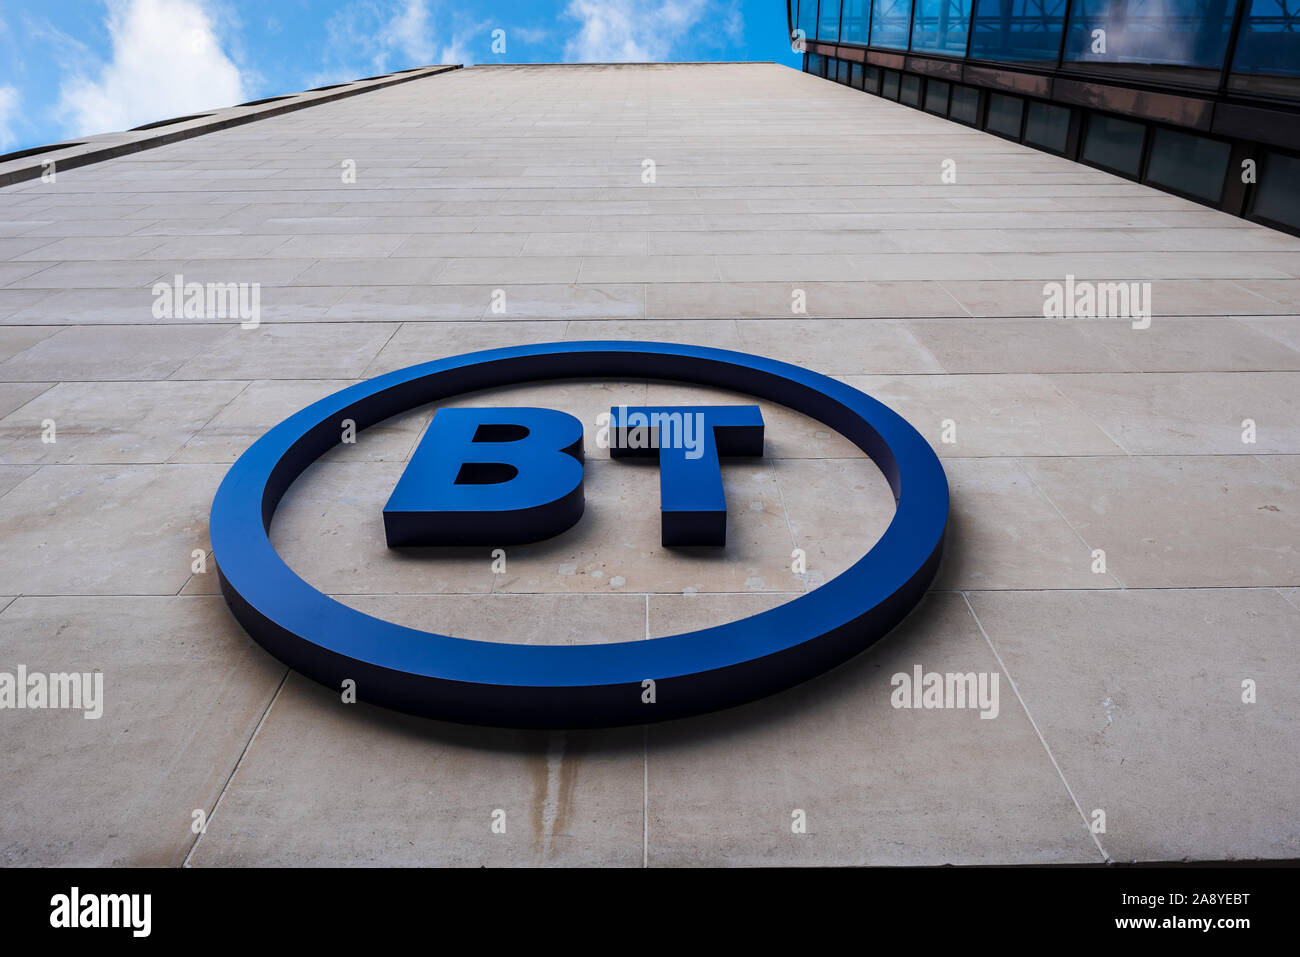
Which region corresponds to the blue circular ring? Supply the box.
[210,341,949,728]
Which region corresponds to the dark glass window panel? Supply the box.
[1082,113,1146,176]
[986,92,1024,137]
[852,62,865,87]
[925,79,951,113]
[901,73,924,105]
[911,0,974,53]
[839,58,853,83]
[1064,0,1236,70]
[969,0,1067,62]
[1232,0,1300,77]
[842,0,872,42]
[864,65,882,92]
[950,85,980,123]
[883,69,902,98]
[806,53,827,76]
[1254,151,1300,231]
[820,0,844,40]
[1145,128,1230,201]
[1024,101,1071,151]
[871,0,916,48]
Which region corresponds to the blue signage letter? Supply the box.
[384,407,585,546]
[608,405,764,546]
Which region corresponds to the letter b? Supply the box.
[384,407,584,546]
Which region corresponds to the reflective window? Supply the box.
[951,85,981,123]
[1064,0,1236,70]
[820,0,844,40]
[871,0,916,48]
[1024,101,1071,151]
[1232,0,1300,76]
[838,58,853,82]
[1082,113,1146,175]
[969,0,1067,62]
[852,61,865,87]
[901,73,924,105]
[882,69,902,97]
[797,0,820,41]
[911,0,973,53]
[1145,128,1230,201]
[1253,151,1300,231]
[926,78,951,113]
[986,92,1024,137]
[842,0,872,42]
[864,64,882,92]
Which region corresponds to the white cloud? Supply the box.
[382,0,436,69]
[58,0,247,138]
[562,0,727,62]
[317,0,449,83]
[0,85,19,150]
[438,32,477,68]
[720,1,744,43]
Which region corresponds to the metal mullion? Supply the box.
[1219,0,1250,94]
[1056,0,1075,69]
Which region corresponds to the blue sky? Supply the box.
[0,1,799,154]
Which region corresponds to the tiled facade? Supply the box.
[1,62,1298,865]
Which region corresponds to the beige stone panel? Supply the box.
[0,596,286,865]
[1022,455,1300,587]
[0,464,224,595]
[969,588,1300,861]
[186,673,644,866]
[646,593,1098,865]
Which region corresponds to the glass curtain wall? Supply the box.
[841,0,872,42]
[870,0,916,47]
[968,0,1068,62]
[820,0,844,39]
[806,0,1300,100]
[911,0,974,53]
[1231,0,1300,94]
[1063,0,1237,78]
[796,0,820,41]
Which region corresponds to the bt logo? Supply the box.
[384,404,764,548]
[210,341,948,729]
